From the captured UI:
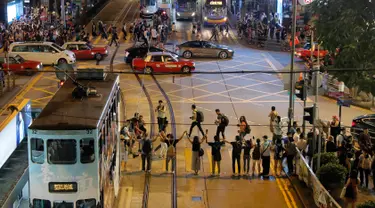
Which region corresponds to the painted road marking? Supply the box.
[185,148,192,172]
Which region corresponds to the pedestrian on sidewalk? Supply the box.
[224,136,243,177]
[326,135,337,153]
[273,116,283,144]
[273,137,284,177]
[343,170,359,208]
[260,135,271,177]
[285,133,297,175]
[359,152,372,188]
[207,135,225,176]
[187,130,207,175]
[188,104,205,137]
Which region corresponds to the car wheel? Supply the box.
[58,58,67,65]
[183,51,193,59]
[95,53,102,61]
[25,68,33,76]
[144,67,153,74]
[218,51,228,59]
[181,66,191,73]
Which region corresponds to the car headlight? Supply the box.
[295,52,301,56]
[191,12,195,16]
[204,16,207,20]
[91,52,95,55]
[223,17,227,21]
[177,12,180,16]
[36,64,40,69]
[105,50,108,54]
[228,49,233,52]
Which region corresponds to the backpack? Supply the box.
[362,157,371,170]
[196,111,204,122]
[199,148,204,157]
[142,139,152,154]
[221,115,229,126]
[252,145,261,160]
[167,144,176,157]
[245,124,251,134]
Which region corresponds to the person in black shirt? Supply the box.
[187,130,207,175]
[326,135,337,153]
[243,138,253,175]
[224,136,243,177]
[207,135,225,176]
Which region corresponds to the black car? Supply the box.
[124,44,177,64]
[351,114,375,141]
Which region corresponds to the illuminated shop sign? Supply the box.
[49,182,78,193]
[209,1,223,5]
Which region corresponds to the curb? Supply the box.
[282,166,309,208]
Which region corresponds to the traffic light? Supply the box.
[295,80,306,100]
[304,106,315,124]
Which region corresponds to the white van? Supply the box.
[9,42,76,65]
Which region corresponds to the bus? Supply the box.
[28,73,122,208]
[140,0,158,19]
[175,0,197,20]
[203,0,227,26]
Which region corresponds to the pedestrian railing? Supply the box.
[295,149,341,208]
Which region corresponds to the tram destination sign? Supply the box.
[49,182,78,193]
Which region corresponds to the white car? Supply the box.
[9,42,76,65]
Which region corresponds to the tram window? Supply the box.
[76,198,96,208]
[31,138,44,164]
[33,199,51,208]
[80,138,95,163]
[53,201,74,208]
[47,140,77,164]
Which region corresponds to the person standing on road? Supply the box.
[136,133,158,173]
[358,152,372,188]
[273,137,284,177]
[343,170,359,208]
[358,127,372,155]
[209,25,218,41]
[224,136,243,177]
[285,133,297,175]
[151,26,158,45]
[187,131,207,175]
[214,109,228,140]
[252,138,262,176]
[243,138,253,175]
[188,104,205,137]
[164,131,187,172]
[109,27,119,47]
[273,116,283,144]
[155,100,166,132]
[207,135,225,176]
[268,106,278,136]
[122,23,127,40]
[260,135,271,177]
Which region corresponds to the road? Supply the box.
[1,0,373,207]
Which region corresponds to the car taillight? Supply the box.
[59,80,64,88]
[352,121,356,127]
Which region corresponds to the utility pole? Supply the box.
[288,0,297,130]
[315,44,321,169]
[303,31,313,134]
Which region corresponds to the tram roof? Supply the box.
[29,74,119,130]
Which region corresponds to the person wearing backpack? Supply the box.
[224,136,243,177]
[164,131,187,172]
[136,133,158,173]
[207,135,225,176]
[187,130,207,175]
[285,133,297,175]
[252,138,262,177]
[238,116,251,140]
[359,152,372,188]
[260,135,271,176]
[188,104,205,137]
[214,109,228,140]
[273,138,285,177]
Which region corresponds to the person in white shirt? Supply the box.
[260,135,271,176]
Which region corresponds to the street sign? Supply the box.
[337,98,352,107]
[327,91,344,98]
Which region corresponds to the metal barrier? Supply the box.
[295,149,341,208]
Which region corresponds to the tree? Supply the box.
[310,0,375,96]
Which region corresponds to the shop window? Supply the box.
[80,138,95,163]
[30,138,44,164]
[76,198,96,208]
[47,139,77,164]
[33,199,51,208]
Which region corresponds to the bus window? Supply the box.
[47,140,77,164]
[31,138,44,164]
[76,198,96,208]
[53,201,74,208]
[80,138,95,163]
[33,199,51,208]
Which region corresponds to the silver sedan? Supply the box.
[176,41,234,59]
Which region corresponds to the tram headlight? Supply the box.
[204,16,207,20]
[191,12,195,16]
[177,12,180,16]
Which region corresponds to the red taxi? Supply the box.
[0,54,42,75]
[295,43,329,61]
[132,52,195,73]
[62,41,109,61]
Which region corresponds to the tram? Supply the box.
[28,73,122,208]
[203,0,227,26]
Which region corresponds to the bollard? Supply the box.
[172,75,175,83]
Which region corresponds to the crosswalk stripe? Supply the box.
[184,148,192,172]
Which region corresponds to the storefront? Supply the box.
[7,0,24,22]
